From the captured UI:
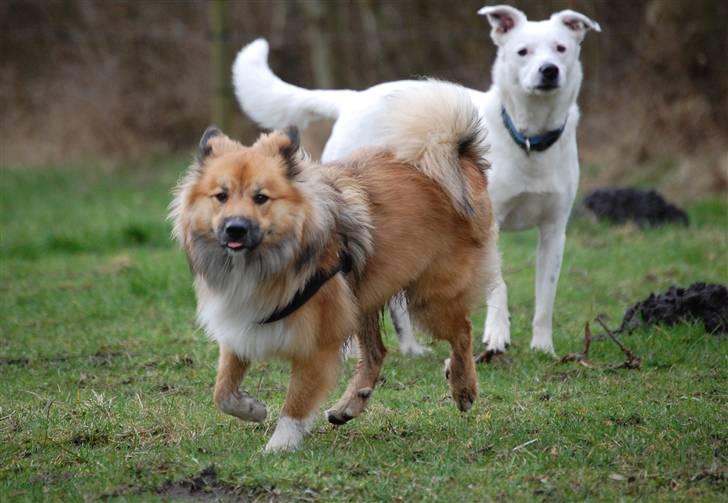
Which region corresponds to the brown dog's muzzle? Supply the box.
[218,217,262,251]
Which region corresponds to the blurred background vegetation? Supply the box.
[1,0,726,200]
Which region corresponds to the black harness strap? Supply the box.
[259,251,353,325]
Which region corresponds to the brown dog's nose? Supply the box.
[221,217,262,250]
[224,217,252,241]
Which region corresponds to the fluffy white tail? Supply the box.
[232,39,355,129]
[382,80,489,217]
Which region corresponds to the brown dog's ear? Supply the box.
[279,126,301,178]
[197,126,242,162]
[197,126,221,160]
[254,126,303,178]
[280,126,300,159]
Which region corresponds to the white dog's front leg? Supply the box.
[482,272,511,352]
[389,297,431,356]
[531,223,567,354]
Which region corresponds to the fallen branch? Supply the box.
[560,321,597,368]
[595,314,641,369]
[560,317,641,370]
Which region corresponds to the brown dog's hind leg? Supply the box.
[420,304,478,412]
[443,318,478,412]
[214,345,267,422]
[326,311,386,425]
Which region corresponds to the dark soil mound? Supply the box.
[619,283,727,335]
[583,188,689,227]
[158,465,278,502]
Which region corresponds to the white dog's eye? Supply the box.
[556,44,566,53]
[517,48,528,57]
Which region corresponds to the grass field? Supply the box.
[1,160,726,502]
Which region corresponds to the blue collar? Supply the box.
[501,107,566,154]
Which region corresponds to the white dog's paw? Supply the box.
[399,339,432,356]
[483,318,511,353]
[264,416,309,452]
[218,391,267,422]
[530,328,555,354]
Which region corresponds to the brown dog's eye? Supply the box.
[214,192,228,203]
[253,194,269,205]
[556,44,566,53]
[517,48,528,56]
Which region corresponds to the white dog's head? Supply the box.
[479,5,600,97]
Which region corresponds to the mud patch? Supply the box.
[691,463,726,487]
[0,357,30,366]
[71,429,110,447]
[583,188,688,227]
[88,349,123,366]
[543,370,579,382]
[607,413,643,427]
[619,283,727,335]
[158,465,280,502]
[0,349,125,367]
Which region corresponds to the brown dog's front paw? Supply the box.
[217,390,267,422]
[445,356,478,412]
[451,387,477,412]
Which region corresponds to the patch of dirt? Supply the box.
[619,283,728,335]
[31,471,73,485]
[0,349,125,367]
[542,370,579,382]
[88,350,122,366]
[607,413,643,427]
[0,357,30,366]
[691,463,726,488]
[71,430,110,447]
[158,465,280,502]
[583,188,689,227]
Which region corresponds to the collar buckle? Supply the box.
[501,107,566,154]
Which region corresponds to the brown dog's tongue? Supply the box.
[227,242,243,249]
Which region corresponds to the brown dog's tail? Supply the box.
[380,80,489,217]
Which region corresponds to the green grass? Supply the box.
[1,160,726,502]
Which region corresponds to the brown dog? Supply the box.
[170,81,499,451]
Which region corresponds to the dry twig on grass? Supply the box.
[560,316,641,370]
[560,321,597,368]
[595,314,641,369]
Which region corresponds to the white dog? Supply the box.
[232,5,600,355]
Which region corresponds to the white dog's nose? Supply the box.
[539,64,559,82]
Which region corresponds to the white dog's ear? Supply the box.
[477,5,527,45]
[552,10,601,42]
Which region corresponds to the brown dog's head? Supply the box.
[170,126,311,283]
